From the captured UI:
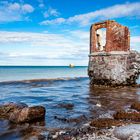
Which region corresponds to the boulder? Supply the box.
[90,118,122,128]
[0,102,27,118]
[113,111,140,121]
[131,102,140,111]
[9,106,46,123]
[0,102,46,123]
[113,124,140,139]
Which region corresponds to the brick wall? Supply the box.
[90,20,130,53]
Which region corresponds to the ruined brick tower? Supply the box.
[90,20,130,53]
[88,20,140,86]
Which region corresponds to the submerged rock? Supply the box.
[90,118,122,128]
[54,115,87,124]
[131,102,140,111]
[0,102,46,123]
[9,106,45,123]
[0,102,27,118]
[113,111,140,121]
[57,103,74,110]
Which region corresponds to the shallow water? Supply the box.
[0,67,140,139]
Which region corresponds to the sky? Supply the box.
[0,0,140,66]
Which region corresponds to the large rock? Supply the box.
[0,102,46,123]
[113,110,140,121]
[0,102,27,118]
[113,124,140,139]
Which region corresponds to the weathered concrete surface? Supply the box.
[88,20,140,86]
[0,102,46,123]
[88,51,140,86]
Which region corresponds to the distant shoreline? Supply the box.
[0,66,88,67]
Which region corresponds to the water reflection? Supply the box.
[88,86,140,119]
[0,120,46,140]
[0,78,140,139]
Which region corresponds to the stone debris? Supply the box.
[1,98,140,139]
[47,123,119,140]
[47,102,140,139]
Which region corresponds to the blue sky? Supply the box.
[0,0,140,66]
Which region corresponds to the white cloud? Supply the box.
[131,36,140,50]
[41,18,65,25]
[0,2,34,22]
[43,7,60,18]
[8,3,20,10]
[0,30,89,62]
[0,30,139,65]
[131,36,140,43]
[38,0,45,8]
[70,30,89,40]
[40,2,140,26]
[0,30,139,53]
[22,4,34,13]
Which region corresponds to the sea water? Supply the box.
[0,66,88,82]
[0,66,140,139]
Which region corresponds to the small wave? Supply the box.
[0,77,88,85]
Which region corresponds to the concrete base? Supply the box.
[88,51,140,86]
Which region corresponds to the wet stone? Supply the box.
[9,106,46,123]
[131,102,140,111]
[113,124,140,140]
[57,103,74,110]
[0,102,28,118]
[0,102,46,123]
[90,118,122,128]
[54,115,87,124]
[113,111,140,121]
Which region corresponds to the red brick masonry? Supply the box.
[90,20,130,53]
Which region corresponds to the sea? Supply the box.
[0,66,140,139]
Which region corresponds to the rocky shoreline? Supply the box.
[47,102,140,140]
[1,95,140,139]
